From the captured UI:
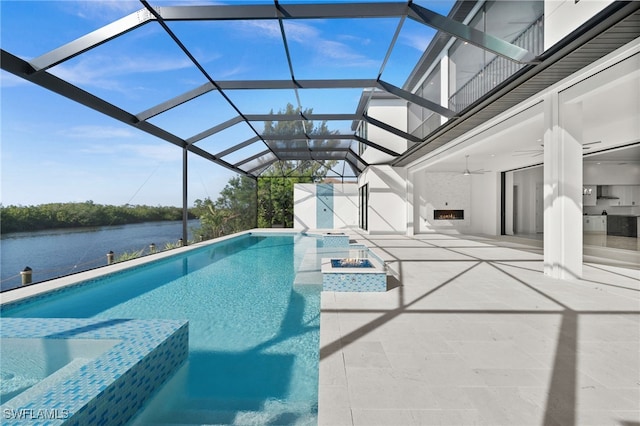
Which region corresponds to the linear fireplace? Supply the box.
[434,209,464,220]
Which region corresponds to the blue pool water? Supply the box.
[1,234,322,425]
[0,338,118,404]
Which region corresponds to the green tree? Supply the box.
[0,202,189,233]
[193,103,339,234]
[257,103,338,227]
[192,176,257,239]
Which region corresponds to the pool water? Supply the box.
[0,338,119,404]
[2,234,321,425]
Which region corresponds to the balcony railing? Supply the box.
[449,16,544,113]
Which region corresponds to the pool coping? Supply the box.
[0,230,261,307]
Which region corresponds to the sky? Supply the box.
[1,0,453,207]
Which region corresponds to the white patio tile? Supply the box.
[317,232,640,426]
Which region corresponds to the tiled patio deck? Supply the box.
[318,233,640,426]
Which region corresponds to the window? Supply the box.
[359,184,369,231]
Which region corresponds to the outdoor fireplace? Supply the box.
[434,210,464,220]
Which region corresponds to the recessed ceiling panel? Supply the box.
[48,24,208,114]
[168,19,292,81]
[285,18,398,80]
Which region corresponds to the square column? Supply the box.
[543,94,583,279]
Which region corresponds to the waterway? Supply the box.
[0,220,200,291]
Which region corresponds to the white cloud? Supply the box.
[281,21,321,43]
[237,20,282,39]
[316,40,379,68]
[401,32,434,52]
[0,72,30,88]
[51,53,193,92]
[66,1,141,21]
[80,142,180,163]
[62,125,136,140]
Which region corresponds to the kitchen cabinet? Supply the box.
[608,185,640,206]
[623,185,640,206]
[583,216,606,233]
[606,215,638,237]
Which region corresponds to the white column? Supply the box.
[406,171,415,236]
[440,54,450,125]
[543,93,583,279]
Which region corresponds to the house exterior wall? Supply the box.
[414,171,471,233]
[362,98,409,164]
[359,165,407,234]
[469,171,501,236]
[293,183,358,230]
[544,0,615,50]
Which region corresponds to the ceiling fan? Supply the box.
[462,155,487,175]
[513,140,602,157]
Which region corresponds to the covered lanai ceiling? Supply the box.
[1,0,542,180]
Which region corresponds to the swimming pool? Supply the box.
[1,233,324,425]
[1,337,118,404]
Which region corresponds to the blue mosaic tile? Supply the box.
[322,234,350,247]
[0,318,188,425]
[323,271,387,292]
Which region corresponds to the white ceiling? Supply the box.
[414,54,640,174]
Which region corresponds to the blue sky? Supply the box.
[1,0,453,207]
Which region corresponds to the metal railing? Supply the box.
[449,16,544,113]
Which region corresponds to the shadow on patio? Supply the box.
[318,233,640,426]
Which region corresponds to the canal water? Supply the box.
[0,220,200,291]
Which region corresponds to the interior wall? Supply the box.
[584,161,640,185]
[505,167,544,235]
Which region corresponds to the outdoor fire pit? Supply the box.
[330,258,374,268]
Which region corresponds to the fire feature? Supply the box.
[434,210,464,220]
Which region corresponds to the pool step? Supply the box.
[133,399,316,425]
[1,358,91,409]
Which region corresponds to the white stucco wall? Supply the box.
[292,183,358,230]
[414,171,471,233]
[362,98,409,164]
[331,183,359,229]
[293,184,317,230]
[544,0,614,50]
[469,172,501,236]
[359,165,407,234]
